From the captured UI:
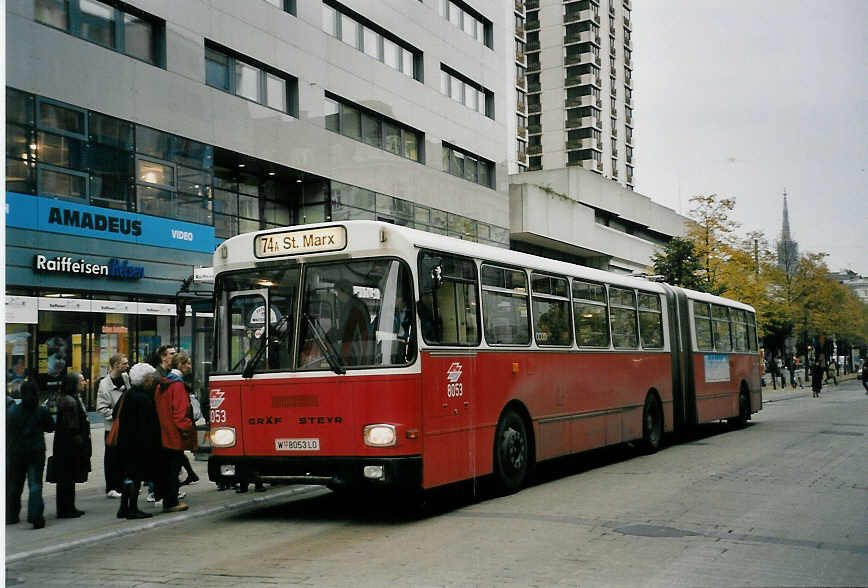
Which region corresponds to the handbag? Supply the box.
[105,394,125,447]
[45,455,57,484]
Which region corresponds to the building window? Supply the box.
[34,0,165,67]
[324,94,423,163]
[438,0,493,48]
[135,124,214,225]
[441,66,494,119]
[263,0,296,16]
[442,143,494,189]
[322,1,422,81]
[205,42,298,116]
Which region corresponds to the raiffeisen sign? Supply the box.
[33,255,145,280]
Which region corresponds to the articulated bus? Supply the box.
[207,221,761,494]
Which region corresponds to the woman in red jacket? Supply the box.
[154,350,197,513]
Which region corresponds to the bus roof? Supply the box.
[214,220,756,313]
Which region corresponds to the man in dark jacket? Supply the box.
[116,363,163,519]
[6,380,55,529]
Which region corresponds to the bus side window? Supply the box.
[418,251,479,346]
[609,287,638,349]
[637,292,664,349]
[481,264,531,346]
[711,304,732,352]
[692,301,713,351]
[746,311,758,351]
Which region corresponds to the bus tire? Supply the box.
[728,388,750,428]
[493,408,530,495]
[640,392,663,454]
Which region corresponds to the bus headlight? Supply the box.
[211,427,236,448]
[363,424,396,447]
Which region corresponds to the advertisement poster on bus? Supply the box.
[704,353,730,383]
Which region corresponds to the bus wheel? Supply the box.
[641,393,663,454]
[728,389,750,428]
[493,409,529,495]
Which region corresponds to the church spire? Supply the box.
[777,189,798,274]
[781,189,791,242]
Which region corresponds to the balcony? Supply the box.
[528,124,542,134]
[624,72,632,87]
[565,94,600,109]
[516,73,526,89]
[624,16,631,30]
[625,133,633,145]
[612,126,618,138]
[515,49,525,62]
[565,116,601,130]
[515,25,525,39]
[528,144,542,155]
[515,0,525,12]
[517,150,527,161]
[623,0,632,8]
[624,56,632,69]
[564,73,600,88]
[564,51,600,67]
[612,149,618,158]
[625,113,633,127]
[526,0,539,9]
[526,61,541,73]
[517,126,528,139]
[564,31,600,46]
[564,9,598,25]
[565,137,597,150]
[526,40,540,52]
[528,102,542,114]
[525,19,540,30]
[527,81,541,93]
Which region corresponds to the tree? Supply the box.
[687,194,739,295]
[651,237,704,290]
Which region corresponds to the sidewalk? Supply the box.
[4,422,326,563]
[761,372,859,404]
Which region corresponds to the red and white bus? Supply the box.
[207,221,761,494]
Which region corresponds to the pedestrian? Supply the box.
[811,355,824,398]
[861,360,868,394]
[178,369,201,487]
[154,350,197,513]
[769,357,778,390]
[6,380,55,529]
[151,344,176,379]
[96,353,130,499]
[791,355,804,389]
[53,372,92,518]
[825,357,838,386]
[115,363,163,520]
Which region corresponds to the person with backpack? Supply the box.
[96,353,130,499]
[6,380,55,529]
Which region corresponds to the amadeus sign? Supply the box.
[6,192,218,253]
[34,254,145,280]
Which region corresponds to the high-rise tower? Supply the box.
[512,0,635,189]
[777,190,799,274]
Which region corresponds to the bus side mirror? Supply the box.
[176,299,186,327]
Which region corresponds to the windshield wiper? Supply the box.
[303,312,346,375]
[242,315,290,379]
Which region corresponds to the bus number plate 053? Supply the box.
[275,438,320,451]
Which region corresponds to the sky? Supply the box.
[631,0,867,275]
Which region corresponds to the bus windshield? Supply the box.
[298,259,415,370]
[214,258,415,374]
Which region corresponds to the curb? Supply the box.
[5,485,328,565]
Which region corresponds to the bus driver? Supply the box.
[334,279,370,366]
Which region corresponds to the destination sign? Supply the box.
[254,226,347,258]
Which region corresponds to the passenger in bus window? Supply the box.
[392,288,413,363]
[335,280,371,365]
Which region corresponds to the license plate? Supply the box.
[275,438,320,451]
